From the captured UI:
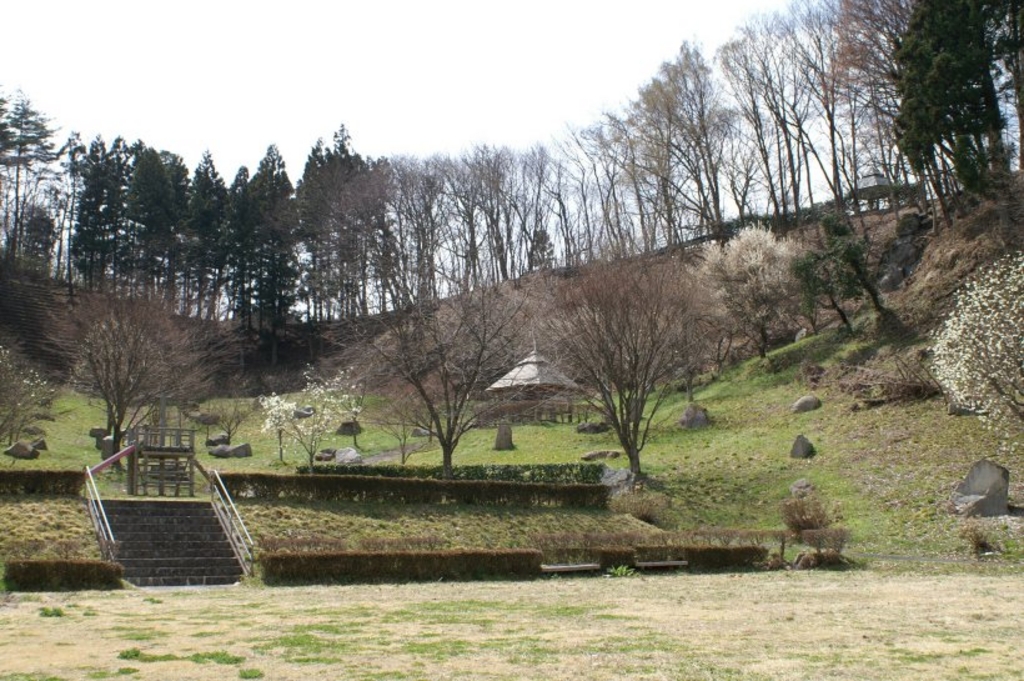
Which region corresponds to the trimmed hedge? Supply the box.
[296,463,606,485]
[0,470,85,496]
[220,472,608,508]
[4,560,123,591]
[682,545,768,570]
[259,549,543,584]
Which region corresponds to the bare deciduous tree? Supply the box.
[367,285,523,478]
[73,296,212,452]
[550,259,705,476]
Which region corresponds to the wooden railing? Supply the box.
[129,426,195,452]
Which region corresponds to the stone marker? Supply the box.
[790,434,815,459]
[951,459,1010,517]
[678,404,711,429]
[494,424,514,451]
[791,395,822,413]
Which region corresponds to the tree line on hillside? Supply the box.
[1,0,1021,349]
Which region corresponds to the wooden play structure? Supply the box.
[125,425,197,496]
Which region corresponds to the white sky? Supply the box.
[2,0,789,179]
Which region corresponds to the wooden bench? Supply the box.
[540,563,603,574]
[634,560,689,570]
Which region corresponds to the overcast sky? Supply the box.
[3,0,789,178]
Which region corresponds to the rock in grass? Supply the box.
[582,450,620,461]
[4,441,39,460]
[790,435,815,459]
[678,404,710,429]
[951,460,1009,517]
[791,395,822,413]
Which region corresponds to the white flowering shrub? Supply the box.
[259,369,356,467]
[0,344,53,445]
[701,225,799,357]
[932,252,1023,447]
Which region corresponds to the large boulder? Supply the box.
[411,427,431,438]
[601,467,635,496]
[335,421,363,436]
[206,432,230,447]
[791,395,822,413]
[582,450,620,461]
[951,460,1010,517]
[209,443,252,458]
[4,441,39,460]
[790,435,816,459]
[293,406,315,419]
[494,424,514,451]
[329,447,363,465]
[31,438,47,451]
[678,404,711,429]
[576,421,610,434]
[88,427,109,439]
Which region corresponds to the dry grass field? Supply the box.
[1,567,1022,681]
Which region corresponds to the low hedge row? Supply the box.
[296,463,606,485]
[259,549,543,583]
[220,473,608,508]
[0,470,85,496]
[541,543,768,570]
[4,560,123,591]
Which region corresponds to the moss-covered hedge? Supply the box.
[4,559,123,591]
[259,549,543,584]
[0,470,85,496]
[221,472,608,508]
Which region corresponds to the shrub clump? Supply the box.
[780,495,836,535]
[609,490,671,526]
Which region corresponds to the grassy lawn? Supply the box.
[0,568,1022,680]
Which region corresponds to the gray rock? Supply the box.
[88,427,109,439]
[206,432,230,447]
[101,435,114,457]
[790,435,816,459]
[210,443,252,458]
[23,425,45,437]
[601,467,635,496]
[951,460,1010,517]
[335,420,363,436]
[576,421,610,434]
[293,406,315,419]
[332,447,363,465]
[678,404,711,429]
[791,395,822,413]
[948,401,983,416]
[795,328,808,343]
[790,478,816,497]
[494,423,514,451]
[582,449,621,461]
[30,438,47,451]
[4,441,39,460]
[411,427,431,438]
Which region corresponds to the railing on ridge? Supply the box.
[84,444,136,561]
[195,460,254,576]
[84,464,117,561]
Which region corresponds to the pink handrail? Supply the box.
[88,444,136,476]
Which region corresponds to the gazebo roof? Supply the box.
[487,351,580,392]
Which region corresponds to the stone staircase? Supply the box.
[102,499,245,587]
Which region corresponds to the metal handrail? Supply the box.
[195,461,254,575]
[84,465,117,561]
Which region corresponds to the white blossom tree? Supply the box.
[932,252,1023,448]
[259,369,359,468]
[0,344,53,445]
